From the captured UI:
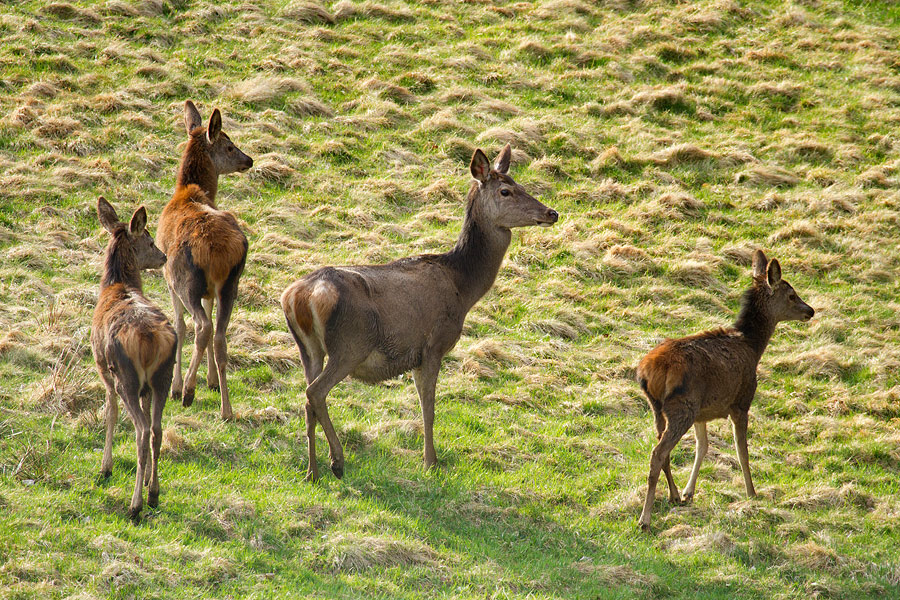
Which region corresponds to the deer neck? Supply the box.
[101,230,142,292]
[733,287,777,357]
[176,134,218,206]
[443,185,512,311]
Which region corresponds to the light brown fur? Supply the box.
[91,198,175,521]
[156,101,252,419]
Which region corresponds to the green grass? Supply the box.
[2,0,900,598]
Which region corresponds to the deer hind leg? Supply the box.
[731,410,756,497]
[147,350,174,508]
[639,407,694,531]
[303,348,366,481]
[98,366,118,480]
[181,294,212,411]
[212,259,244,421]
[286,317,325,482]
[202,297,218,390]
[654,411,680,503]
[169,285,186,402]
[141,388,152,487]
[682,421,708,502]
[413,359,442,470]
[110,348,148,521]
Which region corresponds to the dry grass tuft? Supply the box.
[736,165,800,187]
[333,1,415,22]
[287,96,333,118]
[602,244,654,274]
[237,406,290,424]
[228,76,309,104]
[29,345,101,416]
[40,3,101,23]
[646,143,715,166]
[572,561,659,589]
[160,428,189,457]
[363,419,423,442]
[781,483,875,510]
[322,533,441,572]
[282,1,335,24]
[663,531,737,555]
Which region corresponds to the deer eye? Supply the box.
[227,146,234,153]
[789,294,797,301]
[500,189,511,197]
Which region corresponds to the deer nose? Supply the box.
[547,209,559,223]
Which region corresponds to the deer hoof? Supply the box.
[331,463,344,479]
[128,506,142,524]
[182,388,194,408]
[148,491,159,508]
[97,470,112,485]
[171,388,181,400]
[681,492,694,503]
[638,519,651,532]
[208,382,220,392]
[305,470,320,483]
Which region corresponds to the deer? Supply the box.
[92,197,176,521]
[281,144,559,481]
[156,101,253,420]
[635,250,815,530]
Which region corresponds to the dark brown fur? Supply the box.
[156,101,252,420]
[635,250,814,530]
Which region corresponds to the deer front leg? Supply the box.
[732,411,756,497]
[413,361,441,470]
[99,369,118,480]
[682,421,708,502]
[170,286,186,402]
[202,297,219,390]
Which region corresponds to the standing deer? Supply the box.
[281,144,558,481]
[157,101,253,420]
[636,250,814,530]
[92,197,175,521]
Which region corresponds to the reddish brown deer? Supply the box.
[281,144,558,481]
[92,197,176,521]
[636,250,814,530]
[157,101,253,420]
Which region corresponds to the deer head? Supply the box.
[184,100,253,175]
[97,197,166,270]
[751,250,814,323]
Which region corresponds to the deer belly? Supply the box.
[350,349,419,383]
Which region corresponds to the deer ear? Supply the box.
[97,197,120,233]
[129,206,147,234]
[494,143,512,174]
[752,249,768,280]
[184,100,202,135]
[470,149,491,183]
[207,108,222,143]
[767,258,782,286]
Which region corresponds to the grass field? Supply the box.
[2,0,900,598]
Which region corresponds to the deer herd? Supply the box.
[91,101,814,528]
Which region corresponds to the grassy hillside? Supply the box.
[2,0,900,598]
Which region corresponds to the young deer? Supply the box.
[157,101,253,420]
[92,197,176,521]
[281,144,558,481]
[636,250,814,530]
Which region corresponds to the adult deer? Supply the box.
[281,144,558,480]
[157,101,252,420]
[92,197,175,521]
[636,250,814,530]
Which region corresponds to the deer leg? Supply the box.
[141,389,152,487]
[654,411,680,503]
[304,353,362,480]
[98,367,118,480]
[169,285,186,402]
[116,380,149,522]
[639,411,693,531]
[288,325,325,482]
[147,354,173,509]
[182,300,212,410]
[682,422,708,502]
[413,361,441,470]
[213,262,242,422]
[732,411,756,497]
[202,297,218,391]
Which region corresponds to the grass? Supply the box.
[1,0,900,598]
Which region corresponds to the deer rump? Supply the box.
[637,331,758,422]
[284,259,466,384]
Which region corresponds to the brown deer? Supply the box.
[636,250,814,530]
[92,197,176,521]
[157,101,253,420]
[281,144,558,481]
